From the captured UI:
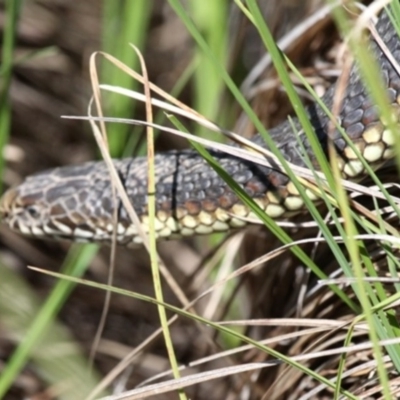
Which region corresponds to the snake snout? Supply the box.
[1,188,41,216]
[0,186,51,237]
[0,187,18,218]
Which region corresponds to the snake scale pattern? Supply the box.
[1,7,400,246]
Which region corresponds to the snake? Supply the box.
[1,7,400,247]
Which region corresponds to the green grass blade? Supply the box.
[189,0,229,139]
[102,0,153,157]
[0,245,101,398]
[0,0,23,193]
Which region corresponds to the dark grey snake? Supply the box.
[1,7,400,246]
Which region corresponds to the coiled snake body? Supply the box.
[1,8,400,246]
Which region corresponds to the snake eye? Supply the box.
[26,205,41,218]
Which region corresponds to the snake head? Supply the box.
[0,165,111,243]
[0,184,55,238]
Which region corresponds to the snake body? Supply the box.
[1,8,400,246]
